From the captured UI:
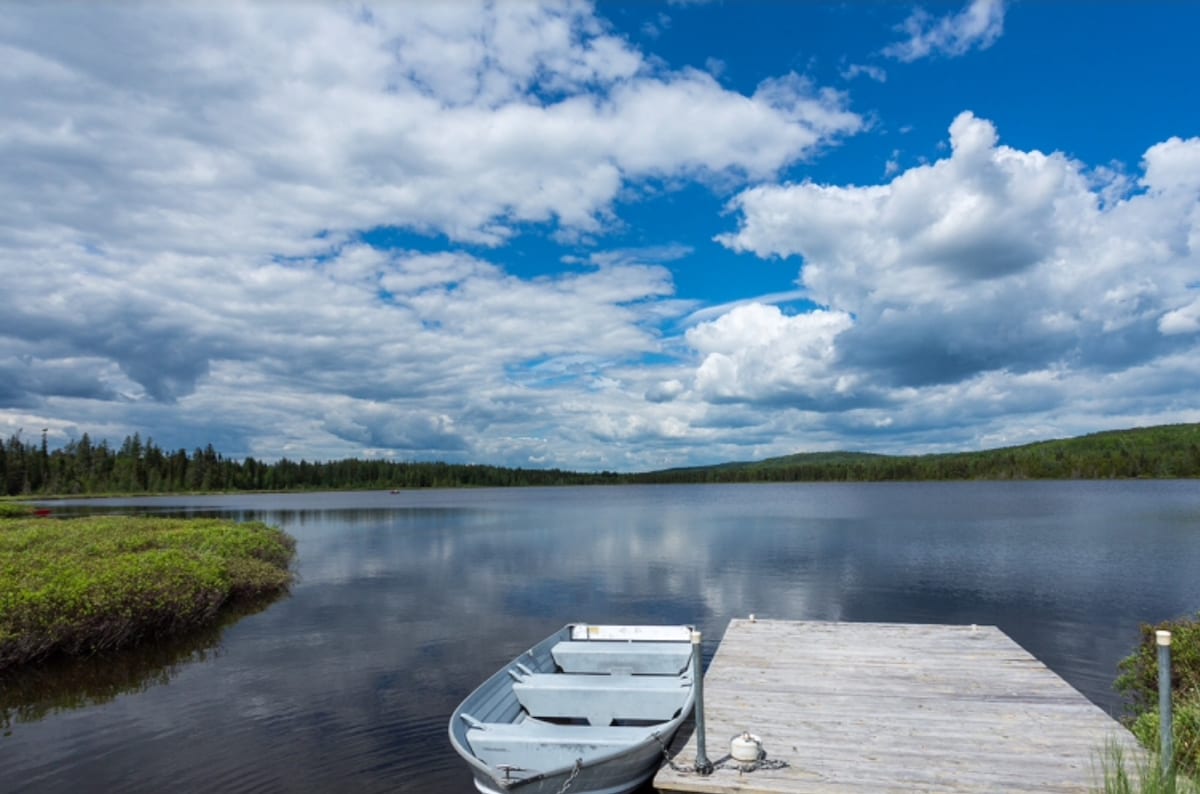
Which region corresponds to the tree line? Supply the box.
[0,431,621,497]
[629,424,1200,483]
[3,423,1199,497]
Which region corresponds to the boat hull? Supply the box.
[449,624,695,794]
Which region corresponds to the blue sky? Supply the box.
[2,1,1199,471]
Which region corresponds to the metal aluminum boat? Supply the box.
[448,624,696,794]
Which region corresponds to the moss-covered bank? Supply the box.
[0,513,295,672]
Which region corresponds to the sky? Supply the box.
[2,1,1199,472]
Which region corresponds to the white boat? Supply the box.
[448,624,696,794]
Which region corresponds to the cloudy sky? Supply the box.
[2,1,1198,471]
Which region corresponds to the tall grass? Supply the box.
[0,515,295,671]
[1097,737,1200,793]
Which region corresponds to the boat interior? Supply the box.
[453,625,695,774]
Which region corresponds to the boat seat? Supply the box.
[513,674,690,726]
[550,641,691,675]
[466,721,656,772]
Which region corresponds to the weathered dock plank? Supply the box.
[654,619,1142,793]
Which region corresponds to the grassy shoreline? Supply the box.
[1116,614,1200,785]
[0,510,295,672]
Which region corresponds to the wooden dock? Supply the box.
[654,619,1143,793]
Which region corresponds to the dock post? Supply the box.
[1157,630,1174,783]
[691,630,713,775]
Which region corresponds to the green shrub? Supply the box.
[1117,615,1200,778]
[1118,617,1200,715]
[1131,694,1200,778]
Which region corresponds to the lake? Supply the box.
[3,481,1199,792]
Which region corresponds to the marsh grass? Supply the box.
[0,515,295,671]
[1097,737,1200,793]
[0,502,33,519]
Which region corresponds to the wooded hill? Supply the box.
[630,424,1200,483]
[3,424,1199,497]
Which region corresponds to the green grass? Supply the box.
[0,516,295,671]
[0,502,33,519]
[1096,737,1200,793]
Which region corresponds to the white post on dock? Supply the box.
[1157,630,1174,782]
[691,630,713,775]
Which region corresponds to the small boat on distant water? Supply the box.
[448,624,696,794]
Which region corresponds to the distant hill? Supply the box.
[632,423,1200,483]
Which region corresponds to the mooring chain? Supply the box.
[735,755,790,773]
[552,758,582,794]
[653,732,789,776]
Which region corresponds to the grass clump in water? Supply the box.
[0,515,295,671]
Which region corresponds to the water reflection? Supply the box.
[1,599,275,734]
[5,482,1200,792]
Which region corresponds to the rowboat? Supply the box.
[448,624,696,794]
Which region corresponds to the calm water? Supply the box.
[3,482,1199,792]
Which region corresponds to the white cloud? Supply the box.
[883,0,1005,62]
[884,149,903,177]
[1160,298,1200,336]
[0,4,860,257]
[0,1,867,468]
[3,2,1197,472]
[708,112,1199,429]
[841,63,887,83]
[687,304,856,404]
[1141,136,1200,194]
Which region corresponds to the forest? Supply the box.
[0,431,623,496]
[633,423,1200,484]
[3,423,1200,497]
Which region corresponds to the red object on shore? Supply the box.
[33,508,52,517]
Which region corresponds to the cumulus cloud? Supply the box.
[0,1,865,467]
[1142,136,1200,194]
[883,0,1005,62]
[687,304,858,406]
[710,113,1200,432]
